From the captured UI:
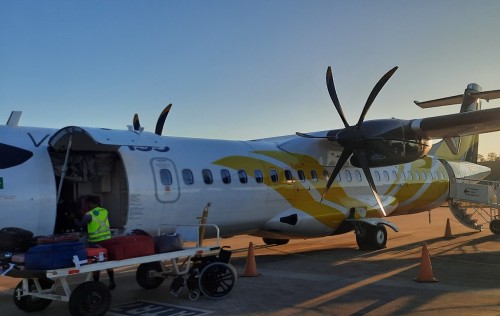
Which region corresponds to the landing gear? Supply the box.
[355,224,387,250]
[490,219,500,234]
[262,238,289,245]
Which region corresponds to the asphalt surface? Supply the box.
[1,207,499,315]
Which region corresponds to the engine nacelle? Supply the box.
[329,119,431,168]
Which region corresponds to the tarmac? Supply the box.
[1,206,499,315]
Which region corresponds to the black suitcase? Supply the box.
[154,233,183,253]
[0,227,34,252]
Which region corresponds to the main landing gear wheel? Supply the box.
[68,281,111,316]
[13,278,54,312]
[490,219,500,234]
[198,262,237,299]
[136,261,165,289]
[356,224,387,250]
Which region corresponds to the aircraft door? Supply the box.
[151,158,180,203]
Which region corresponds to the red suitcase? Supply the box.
[99,235,154,260]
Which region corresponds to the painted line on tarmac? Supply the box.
[108,300,213,316]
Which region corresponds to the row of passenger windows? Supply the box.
[159,168,447,186]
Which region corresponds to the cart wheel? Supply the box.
[490,219,500,234]
[188,290,200,301]
[68,281,111,316]
[198,262,237,299]
[136,261,165,289]
[13,278,54,312]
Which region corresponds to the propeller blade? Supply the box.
[326,67,349,128]
[155,104,172,136]
[356,66,398,127]
[133,114,141,131]
[352,149,386,216]
[322,149,352,200]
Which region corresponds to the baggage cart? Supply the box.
[2,224,237,316]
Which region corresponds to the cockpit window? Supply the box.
[0,143,33,169]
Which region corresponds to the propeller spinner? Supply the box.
[300,66,398,216]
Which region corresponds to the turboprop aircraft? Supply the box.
[2,66,500,251]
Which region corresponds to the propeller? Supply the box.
[301,66,398,216]
[132,114,141,131]
[155,104,172,136]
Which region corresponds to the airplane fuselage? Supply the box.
[1,124,489,240]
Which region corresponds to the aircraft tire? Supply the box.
[355,233,370,250]
[357,224,387,250]
[136,262,165,289]
[489,219,500,234]
[262,238,289,245]
[368,224,387,250]
[13,278,53,312]
[68,281,111,316]
[198,262,237,299]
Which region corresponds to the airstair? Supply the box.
[448,178,500,234]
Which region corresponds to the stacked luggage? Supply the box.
[1,227,185,272]
[0,229,89,270]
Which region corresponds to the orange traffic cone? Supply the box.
[414,243,438,282]
[240,242,260,277]
[443,218,453,238]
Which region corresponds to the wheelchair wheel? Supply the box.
[198,262,236,299]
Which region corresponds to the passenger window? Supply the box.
[285,170,293,182]
[221,169,231,184]
[414,171,420,181]
[407,171,413,181]
[345,170,352,182]
[355,170,362,182]
[375,171,381,182]
[202,169,213,184]
[254,170,263,183]
[311,170,318,182]
[439,172,445,180]
[401,172,406,181]
[160,169,173,185]
[298,170,306,182]
[270,169,279,183]
[383,171,390,181]
[238,170,248,184]
[421,172,427,180]
[323,170,330,180]
[392,171,397,181]
[182,169,194,185]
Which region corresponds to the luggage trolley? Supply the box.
[4,224,237,316]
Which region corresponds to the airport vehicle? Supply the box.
[4,224,236,315]
[2,66,500,252]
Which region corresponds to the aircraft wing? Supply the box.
[410,107,500,138]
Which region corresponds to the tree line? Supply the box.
[478,153,500,162]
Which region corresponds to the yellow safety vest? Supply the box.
[87,207,111,243]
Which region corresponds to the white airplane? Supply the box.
[2,66,500,250]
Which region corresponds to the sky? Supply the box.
[1,0,500,156]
